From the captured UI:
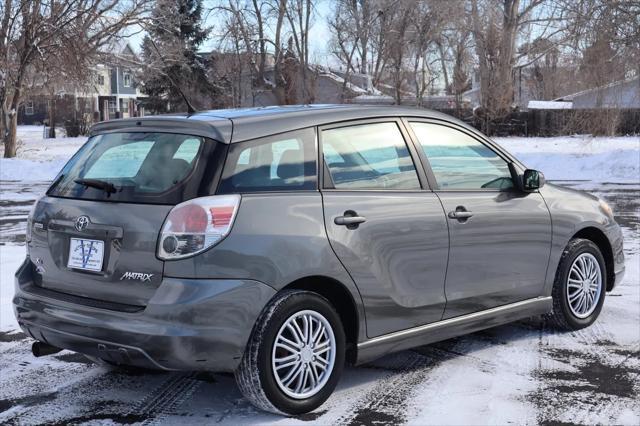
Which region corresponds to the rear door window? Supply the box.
[218,128,317,193]
[48,132,209,204]
[321,122,421,190]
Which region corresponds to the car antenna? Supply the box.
[145,36,197,115]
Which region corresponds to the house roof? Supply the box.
[91,104,458,143]
[555,76,639,101]
[99,38,139,65]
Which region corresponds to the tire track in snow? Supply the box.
[335,350,450,425]
[532,316,640,424]
[131,372,202,425]
[0,341,202,425]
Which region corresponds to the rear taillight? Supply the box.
[26,196,42,243]
[158,195,241,260]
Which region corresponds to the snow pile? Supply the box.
[0,126,86,181]
[0,245,25,330]
[494,135,640,182]
[527,100,573,110]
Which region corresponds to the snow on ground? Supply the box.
[494,135,640,182]
[0,126,638,424]
[0,245,24,330]
[0,126,86,181]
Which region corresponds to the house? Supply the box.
[229,65,376,107]
[17,41,146,126]
[554,76,640,109]
[463,59,583,110]
[351,93,471,109]
[463,66,535,110]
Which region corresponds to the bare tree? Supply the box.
[284,0,315,103]
[408,1,448,105]
[1,0,149,158]
[469,0,568,130]
[212,0,291,104]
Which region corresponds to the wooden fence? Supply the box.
[436,108,640,137]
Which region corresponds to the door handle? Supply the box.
[334,210,366,229]
[448,207,473,221]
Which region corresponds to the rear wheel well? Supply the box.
[572,227,615,291]
[284,276,359,363]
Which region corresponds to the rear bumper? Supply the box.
[13,259,275,372]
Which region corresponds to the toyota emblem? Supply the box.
[74,216,90,232]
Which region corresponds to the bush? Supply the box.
[64,116,91,137]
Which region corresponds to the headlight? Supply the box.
[598,199,614,219]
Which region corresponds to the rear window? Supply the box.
[218,128,317,193]
[49,132,209,204]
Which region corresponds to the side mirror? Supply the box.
[523,169,545,191]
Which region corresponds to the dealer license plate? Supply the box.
[67,238,104,272]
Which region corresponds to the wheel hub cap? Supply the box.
[300,346,313,363]
[271,310,336,399]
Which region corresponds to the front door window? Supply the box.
[410,122,513,190]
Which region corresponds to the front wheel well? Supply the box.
[283,276,359,364]
[572,227,615,291]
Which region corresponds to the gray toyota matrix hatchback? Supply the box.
[14,105,625,415]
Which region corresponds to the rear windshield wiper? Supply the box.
[74,178,117,196]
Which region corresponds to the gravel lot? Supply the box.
[0,178,638,425]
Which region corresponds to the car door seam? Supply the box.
[433,192,451,321]
[318,189,370,340]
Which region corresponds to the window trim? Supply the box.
[123,72,132,87]
[318,117,431,192]
[108,100,117,114]
[25,101,34,115]
[403,118,522,193]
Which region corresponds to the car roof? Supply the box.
[90,104,461,144]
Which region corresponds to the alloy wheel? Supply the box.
[566,253,603,319]
[271,310,336,399]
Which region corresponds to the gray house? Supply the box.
[96,40,146,120]
[555,77,640,109]
[18,41,146,126]
[236,66,373,107]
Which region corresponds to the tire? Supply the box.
[235,289,346,416]
[547,238,607,331]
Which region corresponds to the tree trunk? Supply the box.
[0,94,6,144]
[273,0,287,104]
[3,83,21,158]
[4,111,17,158]
[252,0,266,86]
[437,42,450,94]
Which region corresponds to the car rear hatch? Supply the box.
[27,130,227,307]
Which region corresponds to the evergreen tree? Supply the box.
[141,0,222,112]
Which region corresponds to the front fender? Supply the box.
[540,184,621,295]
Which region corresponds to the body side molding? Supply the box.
[355,296,552,365]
